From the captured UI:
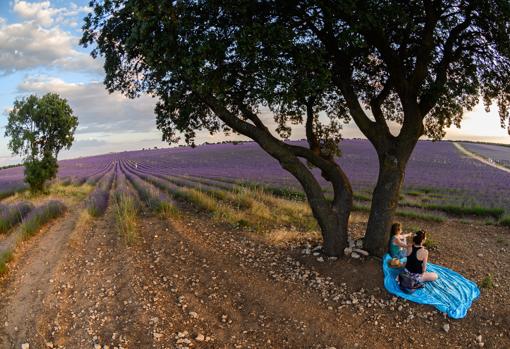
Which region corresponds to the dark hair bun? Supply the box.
[413,230,426,245]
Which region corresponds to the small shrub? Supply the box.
[21,201,66,239]
[0,250,14,276]
[0,202,34,234]
[479,274,494,289]
[423,236,439,250]
[498,215,510,227]
[87,189,109,217]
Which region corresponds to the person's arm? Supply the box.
[394,236,408,248]
[422,250,429,273]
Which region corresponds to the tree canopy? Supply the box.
[5,93,78,192]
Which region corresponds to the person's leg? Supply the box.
[421,272,438,282]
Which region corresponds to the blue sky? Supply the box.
[0,1,509,166]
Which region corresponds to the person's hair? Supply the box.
[390,222,402,236]
[413,230,426,245]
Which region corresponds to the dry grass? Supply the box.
[114,193,139,245]
[0,249,14,276]
[67,210,93,247]
[263,229,321,246]
[5,183,93,208]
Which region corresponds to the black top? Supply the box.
[406,245,424,274]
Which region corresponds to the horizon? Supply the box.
[1,137,508,170]
[1,0,509,167]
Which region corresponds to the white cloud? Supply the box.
[0,1,97,74]
[12,0,90,28]
[17,76,157,134]
[13,1,59,27]
[0,20,101,74]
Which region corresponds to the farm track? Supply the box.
[454,142,510,174]
[0,204,84,348]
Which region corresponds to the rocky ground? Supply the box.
[0,197,508,348]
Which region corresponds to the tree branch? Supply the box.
[305,96,320,154]
[369,81,392,136]
[419,15,473,115]
[410,0,441,89]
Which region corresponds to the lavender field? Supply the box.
[1,139,510,216]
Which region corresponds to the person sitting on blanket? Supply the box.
[388,222,412,268]
[405,230,438,282]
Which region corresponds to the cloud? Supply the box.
[17,76,157,134]
[12,0,90,28]
[13,0,59,27]
[0,1,99,74]
[72,138,108,148]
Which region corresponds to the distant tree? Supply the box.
[82,1,510,256]
[5,93,78,193]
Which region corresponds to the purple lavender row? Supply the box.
[0,202,34,234]
[86,165,117,217]
[21,200,66,238]
[120,161,176,214]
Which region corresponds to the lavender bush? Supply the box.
[0,202,34,234]
[22,200,66,238]
[123,166,177,215]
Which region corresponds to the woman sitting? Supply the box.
[388,222,411,268]
[405,230,438,282]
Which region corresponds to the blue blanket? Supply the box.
[382,254,480,319]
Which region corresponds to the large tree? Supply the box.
[5,93,78,193]
[82,1,510,256]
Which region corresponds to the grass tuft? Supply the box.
[424,204,504,219]
[498,215,510,227]
[114,192,139,245]
[423,236,439,250]
[479,274,494,289]
[0,250,14,276]
[396,210,446,223]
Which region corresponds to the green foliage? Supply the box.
[423,204,504,219]
[395,210,446,223]
[5,93,78,193]
[499,215,510,227]
[24,156,58,193]
[423,236,439,250]
[479,274,495,289]
[0,250,14,276]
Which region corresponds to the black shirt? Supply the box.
[406,245,424,274]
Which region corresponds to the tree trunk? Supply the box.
[200,94,352,256]
[277,158,351,257]
[364,153,406,257]
[314,180,352,256]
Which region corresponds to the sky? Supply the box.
[0,1,509,166]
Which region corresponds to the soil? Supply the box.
[0,196,508,349]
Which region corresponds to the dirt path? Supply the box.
[0,205,84,348]
[453,142,510,174]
